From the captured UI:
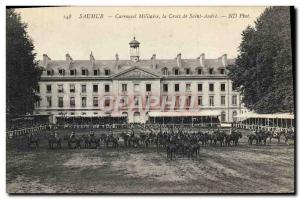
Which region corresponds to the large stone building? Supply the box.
[34,37,243,124]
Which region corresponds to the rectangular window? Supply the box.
[134,84,140,92]
[186,68,190,75]
[198,84,202,92]
[220,69,225,74]
[70,97,75,107]
[46,85,52,93]
[35,100,40,107]
[186,83,191,92]
[105,84,110,92]
[81,85,86,93]
[82,69,88,76]
[82,97,87,107]
[70,69,76,76]
[163,68,168,76]
[58,85,63,93]
[209,83,214,92]
[209,96,214,106]
[70,84,75,93]
[198,96,203,106]
[122,84,127,92]
[146,84,151,92]
[221,96,226,106]
[220,83,226,92]
[232,95,237,106]
[134,96,139,106]
[58,97,64,108]
[146,96,150,106]
[122,96,128,107]
[209,68,213,74]
[174,84,179,92]
[93,97,98,107]
[197,69,202,75]
[47,70,52,76]
[105,69,110,76]
[58,69,65,76]
[46,96,52,107]
[36,85,40,93]
[104,98,110,107]
[174,69,179,75]
[175,96,180,108]
[93,69,99,76]
[186,96,191,106]
[93,85,98,93]
[163,84,168,92]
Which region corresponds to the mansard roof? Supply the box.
[41,57,235,74]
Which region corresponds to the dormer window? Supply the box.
[162,68,168,76]
[220,69,225,74]
[47,69,54,76]
[58,69,65,76]
[174,69,179,75]
[81,69,88,76]
[185,68,191,75]
[209,68,213,75]
[93,69,100,76]
[104,69,110,76]
[197,69,202,75]
[70,69,76,76]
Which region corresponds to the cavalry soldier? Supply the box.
[70,131,75,139]
[89,130,94,137]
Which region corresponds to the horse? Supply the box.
[119,132,130,147]
[231,131,242,146]
[48,133,62,149]
[269,130,282,144]
[282,130,294,145]
[88,134,100,149]
[27,133,39,149]
[128,135,140,148]
[255,130,268,145]
[166,142,177,160]
[105,135,119,148]
[216,131,226,147]
[64,134,81,149]
[248,133,257,145]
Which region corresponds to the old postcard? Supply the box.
[6,6,295,194]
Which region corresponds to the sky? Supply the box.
[16,6,267,61]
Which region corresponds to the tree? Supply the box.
[228,7,294,113]
[6,9,42,118]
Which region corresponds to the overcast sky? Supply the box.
[16,6,267,60]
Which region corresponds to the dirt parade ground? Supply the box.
[6,129,295,194]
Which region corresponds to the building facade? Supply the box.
[34,37,243,124]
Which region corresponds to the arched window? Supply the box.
[221,111,226,122]
[232,111,237,122]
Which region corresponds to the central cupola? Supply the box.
[129,36,140,62]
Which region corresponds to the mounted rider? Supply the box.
[70,131,75,139]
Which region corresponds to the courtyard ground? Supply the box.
[6,128,295,194]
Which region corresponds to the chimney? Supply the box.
[221,54,227,67]
[199,53,205,67]
[151,54,157,69]
[176,53,182,67]
[42,54,51,67]
[66,53,73,65]
[115,53,120,69]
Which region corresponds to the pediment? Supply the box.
[112,66,160,79]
